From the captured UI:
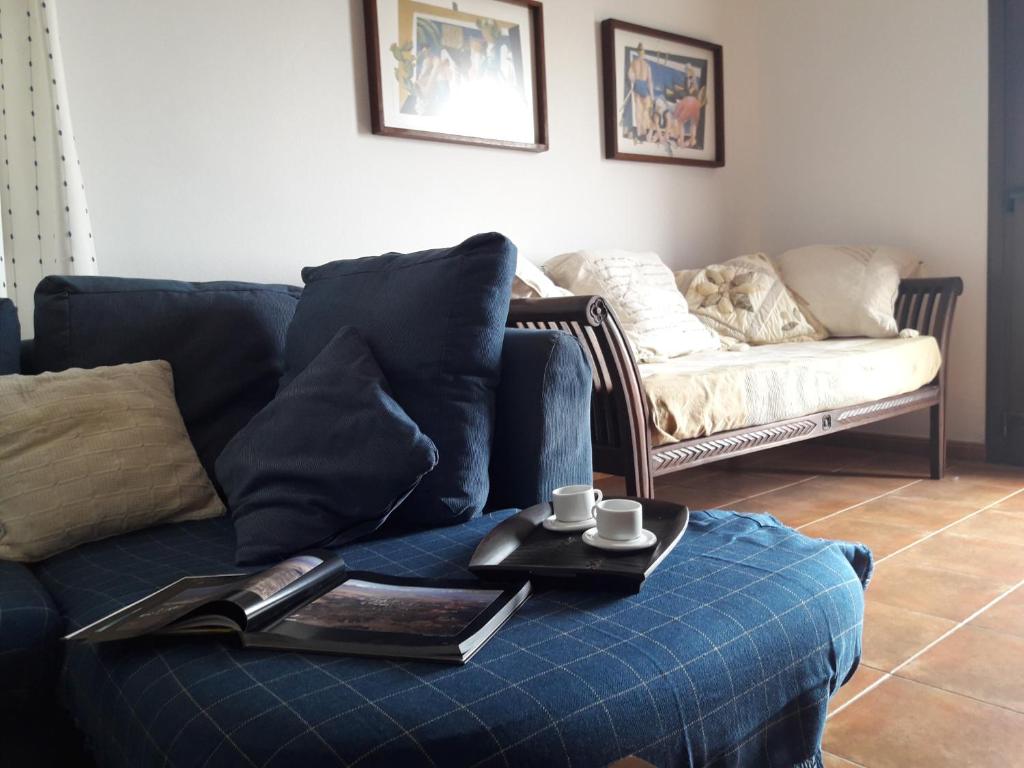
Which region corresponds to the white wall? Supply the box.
[56,0,762,286]
[755,0,989,444]
[55,0,989,443]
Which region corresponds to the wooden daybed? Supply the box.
[507,277,963,498]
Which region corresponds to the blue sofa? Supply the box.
[0,286,871,768]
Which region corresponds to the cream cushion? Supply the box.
[512,255,573,299]
[0,360,224,561]
[545,249,720,361]
[683,253,823,344]
[640,335,941,446]
[773,245,919,338]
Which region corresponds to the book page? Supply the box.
[234,555,325,604]
[65,574,243,641]
[279,579,503,638]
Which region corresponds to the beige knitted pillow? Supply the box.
[545,249,720,361]
[512,255,573,299]
[0,360,224,561]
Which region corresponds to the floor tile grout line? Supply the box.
[664,468,821,495]
[717,452,917,512]
[822,752,869,768]
[827,579,1024,720]
[720,473,823,506]
[873,486,1024,565]
[794,479,925,532]
[890,662,1024,717]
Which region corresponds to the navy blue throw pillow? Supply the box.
[281,232,516,528]
[0,299,19,375]
[216,326,438,565]
[32,276,301,483]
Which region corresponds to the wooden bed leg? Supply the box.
[929,401,946,480]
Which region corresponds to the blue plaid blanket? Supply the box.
[33,510,871,768]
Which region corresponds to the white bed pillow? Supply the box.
[544,249,719,361]
[773,245,913,338]
[512,256,573,299]
[883,247,924,279]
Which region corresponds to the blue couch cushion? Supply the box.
[489,329,593,510]
[0,298,19,374]
[0,560,62,711]
[32,276,301,483]
[216,326,439,565]
[34,510,870,768]
[281,233,515,529]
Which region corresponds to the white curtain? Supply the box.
[0,0,95,328]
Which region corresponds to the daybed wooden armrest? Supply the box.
[894,276,963,478]
[508,277,964,497]
[895,277,963,359]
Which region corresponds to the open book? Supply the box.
[65,552,531,664]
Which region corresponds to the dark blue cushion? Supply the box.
[0,560,62,711]
[489,329,593,510]
[216,326,439,564]
[33,510,870,768]
[32,276,301,483]
[0,299,19,374]
[281,232,515,528]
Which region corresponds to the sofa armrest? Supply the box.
[19,340,36,375]
[0,299,19,374]
[487,328,593,510]
[0,561,63,712]
[507,297,654,497]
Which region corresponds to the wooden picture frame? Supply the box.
[601,19,724,167]
[363,0,548,152]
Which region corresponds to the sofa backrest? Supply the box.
[32,276,302,486]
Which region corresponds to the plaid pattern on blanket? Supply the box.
[33,509,871,768]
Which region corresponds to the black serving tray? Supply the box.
[469,498,688,593]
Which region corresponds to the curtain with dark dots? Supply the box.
[0,0,95,329]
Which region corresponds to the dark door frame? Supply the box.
[987,0,1010,462]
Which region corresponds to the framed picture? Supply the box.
[601,19,724,167]
[363,0,548,152]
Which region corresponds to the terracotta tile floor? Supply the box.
[595,443,1024,768]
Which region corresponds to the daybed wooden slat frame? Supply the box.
[507,278,964,498]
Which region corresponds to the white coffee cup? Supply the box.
[595,499,643,541]
[551,485,603,523]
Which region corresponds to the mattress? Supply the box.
[641,335,942,446]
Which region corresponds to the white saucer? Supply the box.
[582,528,658,551]
[542,515,597,533]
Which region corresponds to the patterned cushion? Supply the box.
[683,253,823,344]
[34,510,870,768]
[0,560,62,710]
